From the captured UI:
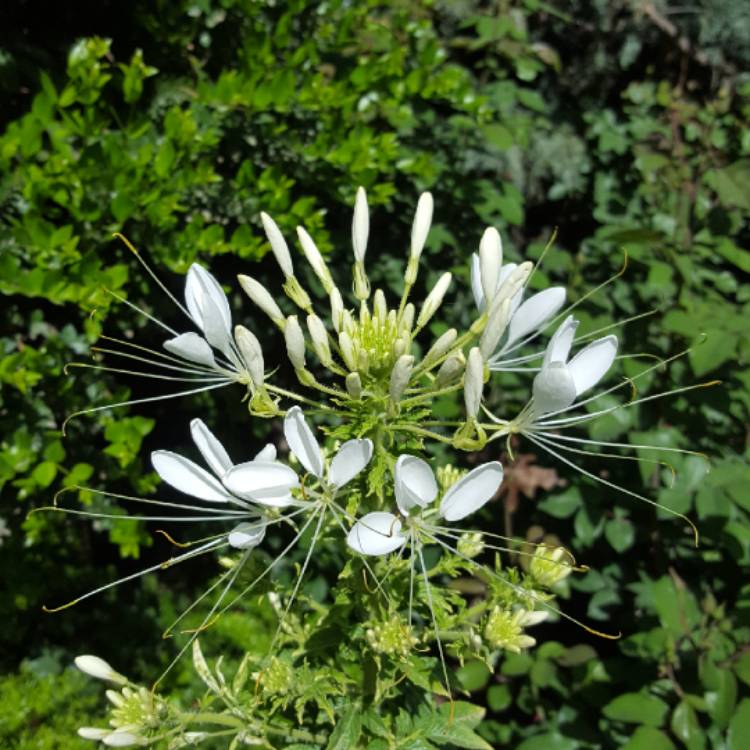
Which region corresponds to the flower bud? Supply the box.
[417,272,452,328]
[261,211,293,277]
[338,331,358,371]
[102,732,141,747]
[389,354,415,402]
[307,314,333,368]
[479,227,502,305]
[234,325,265,388]
[74,655,126,685]
[422,328,457,368]
[353,261,370,300]
[346,372,362,399]
[373,289,387,322]
[464,347,484,419]
[330,287,345,332]
[400,303,415,335]
[352,186,369,263]
[494,261,532,306]
[480,297,511,359]
[296,225,334,293]
[78,728,110,740]
[392,336,407,359]
[435,355,463,387]
[530,545,573,588]
[238,275,285,327]
[284,315,306,370]
[410,192,434,262]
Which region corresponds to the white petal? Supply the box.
[439,462,504,521]
[532,362,577,415]
[505,287,566,347]
[352,186,369,262]
[543,315,578,367]
[479,227,502,306]
[254,444,277,462]
[196,279,234,356]
[394,455,437,515]
[329,439,373,488]
[151,450,234,503]
[185,264,232,332]
[470,253,484,310]
[283,406,324,478]
[190,419,232,478]
[567,335,618,396]
[347,512,406,556]
[228,521,266,549]
[223,461,299,506]
[163,332,217,368]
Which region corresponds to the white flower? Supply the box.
[346,455,503,556]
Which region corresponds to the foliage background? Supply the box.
[1,0,749,747]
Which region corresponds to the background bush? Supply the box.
[1,1,748,747]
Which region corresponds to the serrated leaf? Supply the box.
[326,705,362,750]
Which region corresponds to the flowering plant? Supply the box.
[49,188,704,748]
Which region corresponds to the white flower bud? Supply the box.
[410,192,434,262]
[423,328,457,367]
[103,732,141,747]
[78,727,110,740]
[479,227,503,305]
[234,325,265,388]
[74,655,126,684]
[346,372,362,399]
[464,347,484,418]
[296,225,334,293]
[400,303,415,335]
[261,212,293,277]
[306,314,332,367]
[237,275,284,326]
[480,297,511,359]
[338,331,358,371]
[352,186,369,263]
[435,355,463,387]
[284,315,306,370]
[392,336,407,359]
[494,261,532,306]
[389,354,415,402]
[373,289,387,322]
[417,272,452,329]
[330,287,345,332]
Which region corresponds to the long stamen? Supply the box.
[65,362,229,383]
[104,287,180,337]
[61,381,231,434]
[524,433,699,546]
[90,345,220,376]
[42,539,226,612]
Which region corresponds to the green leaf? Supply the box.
[487,685,512,712]
[728,699,750,750]
[704,160,750,211]
[31,462,57,489]
[602,692,669,726]
[515,734,578,750]
[620,726,675,750]
[326,705,362,750]
[734,650,750,687]
[604,514,635,552]
[704,667,737,729]
[671,701,705,750]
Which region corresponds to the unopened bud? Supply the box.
[353,261,370,300]
[410,192,434,262]
[530,545,574,588]
[373,289,387,321]
[352,186,369,263]
[400,303,415,335]
[296,225,334,293]
[284,315,306,370]
[392,336,407,359]
[74,655,126,685]
[78,728,110,740]
[338,331,358,371]
[436,355,463,387]
[102,732,141,747]
[346,371,363,399]
[464,347,484,419]
[479,227,503,305]
[238,275,285,327]
[330,288,345,332]
[422,328,457,368]
[261,212,293,277]
[389,354,415,402]
[495,261,532,306]
[480,297,512,359]
[417,272,452,328]
[235,325,265,388]
[307,314,332,367]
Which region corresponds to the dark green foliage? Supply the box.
[1,0,748,747]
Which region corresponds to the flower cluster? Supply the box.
[56,187,703,745]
